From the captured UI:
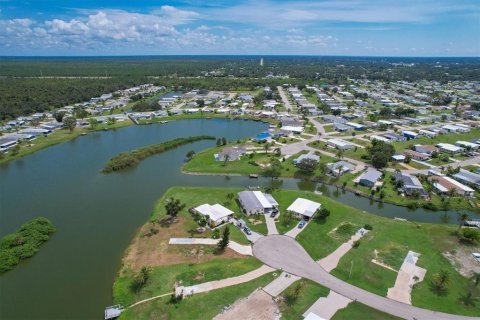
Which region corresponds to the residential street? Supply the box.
[253,235,479,320]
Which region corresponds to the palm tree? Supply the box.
[165,197,185,221]
[433,270,450,290]
[223,154,231,166]
[264,142,270,154]
[458,212,469,230]
[337,164,344,177]
[335,149,344,160]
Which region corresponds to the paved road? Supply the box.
[253,235,479,320]
[277,86,293,111]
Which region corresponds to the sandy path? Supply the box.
[214,289,281,320]
[176,265,275,296]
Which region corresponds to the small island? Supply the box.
[102,136,215,173]
[0,217,56,273]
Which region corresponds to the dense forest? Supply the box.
[1,56,479,120]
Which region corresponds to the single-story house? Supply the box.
[255,132,271,142]
[391,154,406,162]
[430,176,475,197]
[455,141,480,150]
[393,172,428,197]
[436,143,464,154]
[0,137,17,151]
[327,138,355,150]
[237,191,278,215]
[293,153,320,166]
[402,131,419,140]
[194,204,234,227]
[214,145,247,161]
[414,145,438,155]
[358,168,382,187]
[383,133,406,142]
[287,198,321,220]
[403,149,431,161]
[451,169,480,189]
[370,135,390,143]
[326,160,356,177]
[345,122,365,131]
[334,122,353,132]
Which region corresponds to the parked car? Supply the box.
[243,227,252,235]
[270,211,278,218]
[298,220,306,229]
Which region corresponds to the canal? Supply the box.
[0,119,472,319]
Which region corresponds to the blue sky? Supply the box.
[0,0,479,56]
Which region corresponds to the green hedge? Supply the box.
[102,135,215,173]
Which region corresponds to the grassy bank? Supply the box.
[138,113,279,126]
[0,120,131,166]
[0,217,56,273]
[183,145,336,178]
[334,171,478,211]
[102,135,215,173]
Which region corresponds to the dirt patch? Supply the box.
[443,244,480,278]
[122,217,246,271]
[249,218,263,225]
[214,289,280,320]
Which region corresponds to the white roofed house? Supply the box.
[194,203,234,227]
[237,190,278,215]
[287,198,321,221]
[455,141,479,150]
[327,138,355,150]
[436,143,464,154]
[430,175,475,197]
[326,160,356,177]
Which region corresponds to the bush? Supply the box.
[211,229,220,239]
[407,202,419,209]
[0,217,56,273]
[102,136,215,173]
[352,240,361,248]
[422,202,438,211]
[363,224,373,230]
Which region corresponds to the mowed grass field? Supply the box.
[114,186,479,319]
[183,144,336,178]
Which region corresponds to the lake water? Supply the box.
[0,119,473,319]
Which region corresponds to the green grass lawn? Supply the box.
[279,279,329,320]
[323,124,335,133]
[116,266,276,320]
[183,145,336,179]
[120,186,480,318]
[273,188,480,316]
[332,301,402,320]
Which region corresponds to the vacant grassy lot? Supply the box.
[284,188,480,316]
[183,145,336,178]
[115,265,276,320]
[332,301,402,320]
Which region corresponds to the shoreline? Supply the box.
[181,169,478,213]
[0,115,273,166]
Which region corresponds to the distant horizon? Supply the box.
[1,54,479,59]
[0,1,478,56]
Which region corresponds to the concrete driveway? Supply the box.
[252,235,479,320]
